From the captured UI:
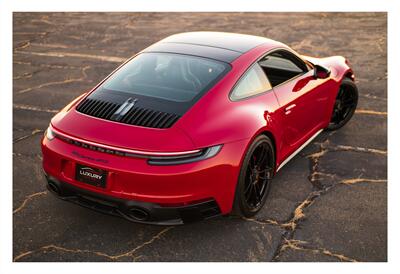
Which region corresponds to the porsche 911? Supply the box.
[41,32,358,224]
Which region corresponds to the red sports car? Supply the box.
[41,32,358,224]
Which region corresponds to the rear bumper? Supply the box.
[41,135,249,221]
[45,174,221,225]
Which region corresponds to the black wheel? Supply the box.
[327,77,358,130]
[233,135,275,217]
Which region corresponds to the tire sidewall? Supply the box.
[327,77,358,131]
[233,135,275,217]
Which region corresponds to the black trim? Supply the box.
[159,32,273,54]
[163,41,243,54]
[45,175,221,225]
[76,96,181,129]
[144,42,241,63]
[229,47,311,102]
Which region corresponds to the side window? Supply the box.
[230,64,272,100]
[258,50,308,87]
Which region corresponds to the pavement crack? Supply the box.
[30,42,70,49]
[271,138,331,260]
[309,172,336,184]
[355,109,387,116]
[280,189,327,231]
[341,178,387,185]
[13,227,173,261]
[272,132,387,261]
[13,129,44,143]
[306,139,330,189]
[278,176,387,232]
[16,65,91,94]
[309,142,387,157]
[307,149,328,159]
[330,145,386,156]
[14,60,82,70]
[13,72,33,80]
[13,250,35,262]
[14,104,59,113]
[13,191,47,214]
[13,31,50,52]
[31,16,54,25]
[13,244,115,262]
[14,50,126,63]
[14,41,31,51]
[305,140,386,189]
[109,227,173,260]
[14,31,48,36]
[276,239,358,262]
[272,174,386,261]
[242,217,284,227]
[359,93,387,101]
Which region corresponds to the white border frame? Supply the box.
[1,1,398,273]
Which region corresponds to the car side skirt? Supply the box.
[276,129,323,172]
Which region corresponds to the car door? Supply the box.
[258,50,330,158]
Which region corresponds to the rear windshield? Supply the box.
[101,52,230,102]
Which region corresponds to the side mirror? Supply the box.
[313,64,331,79]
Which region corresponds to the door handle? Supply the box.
[285,104,296,115]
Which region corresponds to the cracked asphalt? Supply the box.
[13,12,387,262]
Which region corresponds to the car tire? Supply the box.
[327,77,358,131]
[233,135,275,218]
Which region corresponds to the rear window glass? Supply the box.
[101,52,230,102]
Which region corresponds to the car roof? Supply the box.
[143,31,283,63]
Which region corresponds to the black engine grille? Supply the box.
[76,98,180,129]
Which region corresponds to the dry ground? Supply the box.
[13,12,387,262]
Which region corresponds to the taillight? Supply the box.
[147,145,223,165]
[45,125,55,141]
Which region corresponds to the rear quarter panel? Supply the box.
[175,44,283,148]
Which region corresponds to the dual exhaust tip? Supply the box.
[126,207,149,221]
[46,181,150,221]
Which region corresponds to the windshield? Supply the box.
[101,52,230,102]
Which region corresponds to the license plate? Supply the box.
[75,163,107,188]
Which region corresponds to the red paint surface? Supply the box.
[42,39,353,214]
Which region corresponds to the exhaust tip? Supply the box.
[47,181,60,195]
[127,207,149,221]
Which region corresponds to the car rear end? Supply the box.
[41,51,242,224]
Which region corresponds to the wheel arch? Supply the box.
[237,128,279,181]
[232,129,278,216]
[344,69,355,81]
[258,130,277,171]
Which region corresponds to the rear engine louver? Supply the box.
[76,98,180,129]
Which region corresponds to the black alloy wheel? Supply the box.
[233,135,275,217]
[327,77,358,130]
